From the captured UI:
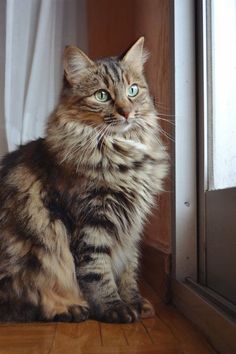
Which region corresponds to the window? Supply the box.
[174,0,236,317]
[198,0,236,312]
[208,0,236,190]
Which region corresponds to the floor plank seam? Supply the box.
[122,326,129,346]
[155,310,183,349]
[141,320,154,344]
[99,322,103,346]
[48,324,58,354]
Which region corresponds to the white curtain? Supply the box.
[0,1,7,155]
[4,0,87,152]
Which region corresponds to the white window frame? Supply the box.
[174,0,197,282]
[173,2,236,352]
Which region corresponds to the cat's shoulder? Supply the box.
[0,138,49,177]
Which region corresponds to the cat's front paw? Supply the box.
[130,297,155,319]
[96,301,137,323]
[52,304,89,323]
[127,298,155,319]
[69,304,90,322]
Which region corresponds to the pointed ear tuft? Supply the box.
[64,46,94,85]
[122,37,149,71]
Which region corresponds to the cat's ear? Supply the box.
[122,37,149,71]
[64,46,95,85]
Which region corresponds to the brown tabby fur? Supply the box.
[0,38,168,323]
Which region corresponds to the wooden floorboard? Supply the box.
[0,323,56,354]
[0,282,217,354]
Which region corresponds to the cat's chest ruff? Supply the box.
[101,138,153,177]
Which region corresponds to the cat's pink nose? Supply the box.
[123,111,130,120]
[117,107,131,120]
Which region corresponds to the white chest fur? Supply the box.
[111,243,129,278]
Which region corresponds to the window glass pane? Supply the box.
[209,0,236,190]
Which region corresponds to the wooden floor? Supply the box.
[0,282,217,354]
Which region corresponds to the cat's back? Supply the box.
[0,138,52,179]
[0,138,56,215]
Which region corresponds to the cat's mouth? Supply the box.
[109,120,133,134]
[104,116,135,133]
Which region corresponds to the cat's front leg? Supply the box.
[117,249,143,319]
[118,252,155,320]
[74,229,137,323]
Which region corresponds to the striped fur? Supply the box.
[0,38,168,323]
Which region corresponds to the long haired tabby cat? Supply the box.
[0,38,168,323]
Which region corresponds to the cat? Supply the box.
[0,37,168,323]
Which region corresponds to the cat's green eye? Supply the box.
[128,84,139,97]
[95,89,110,102]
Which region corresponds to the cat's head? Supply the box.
[60,37,155,134]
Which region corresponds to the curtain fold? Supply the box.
[0,0,7,156]
[4,0,87,151]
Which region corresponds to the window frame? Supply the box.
[196,0,236,310]
[173,2,236,350]
[173,0,197,282]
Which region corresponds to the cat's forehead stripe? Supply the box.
[102,61,125,86]
[102,63,115,85]
[101,72,110,89]
[109,61,122,82]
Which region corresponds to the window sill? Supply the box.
[172,279,236,354]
